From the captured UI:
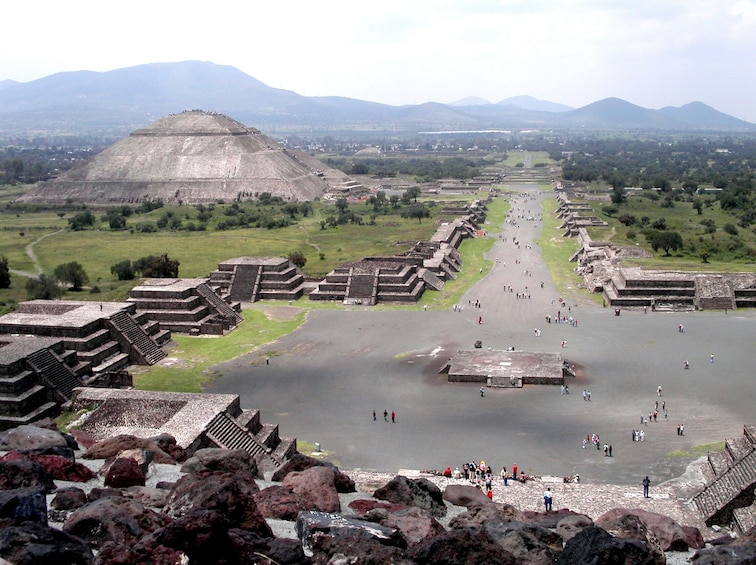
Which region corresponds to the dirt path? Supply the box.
[10,229,64,279]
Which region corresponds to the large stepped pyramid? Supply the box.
[18,110,353,205]
[25,348,81,402]
[690,424,756,533]
[108,310,166,365]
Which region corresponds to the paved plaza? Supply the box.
[209,185,755,488]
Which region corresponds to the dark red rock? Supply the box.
[2,451,95,482]
[0,521,94,564]
[180,448,258,477]
[522,507,587,529]
[556,513,594,543]
[81,434,176,464]
[409,527,516,565]
[348,498,410,515]
[88,487,124,501]
[94,539,185,565]
[379,506,446,546]
[0,459,56,493]
[150,509,233,563]
[148,433,186,463]
[449,501,524,529]
[558,525,665,565]
[596,507,703,551]
[310,530,409,564]
[51,487,88,511]
[104,457,146,488]
[253,485,307,520]
[690,544,756,564]
[163,471,271,537]
[227,529,307,565]
[282,466,341,513]
[271,452,356,492]
[443,484,492,507]
[121,486,169,508]
[484,521,564,564]
[373,475,446,518]
[69,430,97,450]
[63,496,172,549]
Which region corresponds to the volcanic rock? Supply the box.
[373,475,446,518]
[282,466,341,513]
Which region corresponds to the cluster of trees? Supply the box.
[110,254,180,280]
[18,254,180,300]
[325,156,484,182]
[0,145,99,184]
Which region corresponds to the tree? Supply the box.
[54,261,89,291]
[402,203,430,223]
[67,210,96,231]
[650,231,683,256]
[133,254,180,278]
[610,186,627,205]
[0,257,10,289]
[110,260,135,281]
[26,274,62,300]
[692,198,703,215]
[335,198,349,214]
[288,251,307,268]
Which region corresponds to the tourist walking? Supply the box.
[479,387,485,397]
[383,410,388,421]
[643,476,651,498]
[391,411,395,423]
[373,410,376,421]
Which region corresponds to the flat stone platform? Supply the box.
[70,388,240,449]
[444,350,565,387]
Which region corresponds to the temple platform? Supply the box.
[441,350,570,388]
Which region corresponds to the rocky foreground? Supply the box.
[1,422,755,565]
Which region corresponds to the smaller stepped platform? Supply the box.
[71,388,295,473]
[209,257,305,303]
[129,278,239,335]
[0,336,70,430]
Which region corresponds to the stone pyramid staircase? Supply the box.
[26,348,82,402]
[108,311,166,365]
[204,411,293,469]
[691,425,756,532]
[196,282,242,324]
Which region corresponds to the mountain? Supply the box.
[0,79,19,92]
[0,61,753,137]
[658,101,751,130]
[449,96,492,106]
[497,95,573,113]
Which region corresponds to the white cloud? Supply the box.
[1,0,754,122]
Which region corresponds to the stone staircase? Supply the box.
[196,283,242,325]
[25,348,82,402]
[109,310,166,365]
[345,270,378,305]
[691,425,756,531]
[229,264,261,302]
[204,411,282,469]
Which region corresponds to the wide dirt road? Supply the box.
[209,185,755,486]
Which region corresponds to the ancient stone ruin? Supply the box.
[127,278,242,335]
[558,192,756,310]
[69,388,296,474]
[691,424,756,534]
[0,301,168,429]
[208,257,306,303]
[18,110,352,205]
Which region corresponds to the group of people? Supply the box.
[373,409,395,423]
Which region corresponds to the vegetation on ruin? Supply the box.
[132,307,306,393]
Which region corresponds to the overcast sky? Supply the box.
[3,1,755,122]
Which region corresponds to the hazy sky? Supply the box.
[3,1,755,122]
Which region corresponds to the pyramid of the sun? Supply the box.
[20,111,349,205]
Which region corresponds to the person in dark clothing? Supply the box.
[643,476,651,498]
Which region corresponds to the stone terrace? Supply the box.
[129,278,241,335]
[71,388,296,472]
[692,424,756,533]
[0,336,72,430]
[442,350,568,388]
[209,257,305,304]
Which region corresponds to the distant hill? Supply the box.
[449,96,492,107]
[0,79,19,92]
[0,61,753,137]
[497,95,573,113]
